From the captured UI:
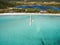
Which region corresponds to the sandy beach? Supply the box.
[0,13,60,16]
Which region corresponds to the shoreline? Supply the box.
[0,13,60,16]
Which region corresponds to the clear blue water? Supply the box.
[0,15,60,45]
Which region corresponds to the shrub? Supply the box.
[47,9,60,13]
[25,8,40,13]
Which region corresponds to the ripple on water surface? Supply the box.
[0,15,60,45]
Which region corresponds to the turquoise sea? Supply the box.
[0,15,60,45]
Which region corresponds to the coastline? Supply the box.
[0,13,60,16]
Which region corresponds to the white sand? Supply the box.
[0,13,60,16]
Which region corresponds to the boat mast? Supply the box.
[29,15,32,26]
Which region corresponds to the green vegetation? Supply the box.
[0,0,15,9]
[0,0,7,9]
[0,1,60,13]
[10,2,60,7]
[47,9,60,13]
[0,10,5,13]
[41,4,60,7]
[13,9,25,12]
[12,8,40,13]
[26,8,40,13]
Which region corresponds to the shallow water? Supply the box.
[0,15,60,45]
